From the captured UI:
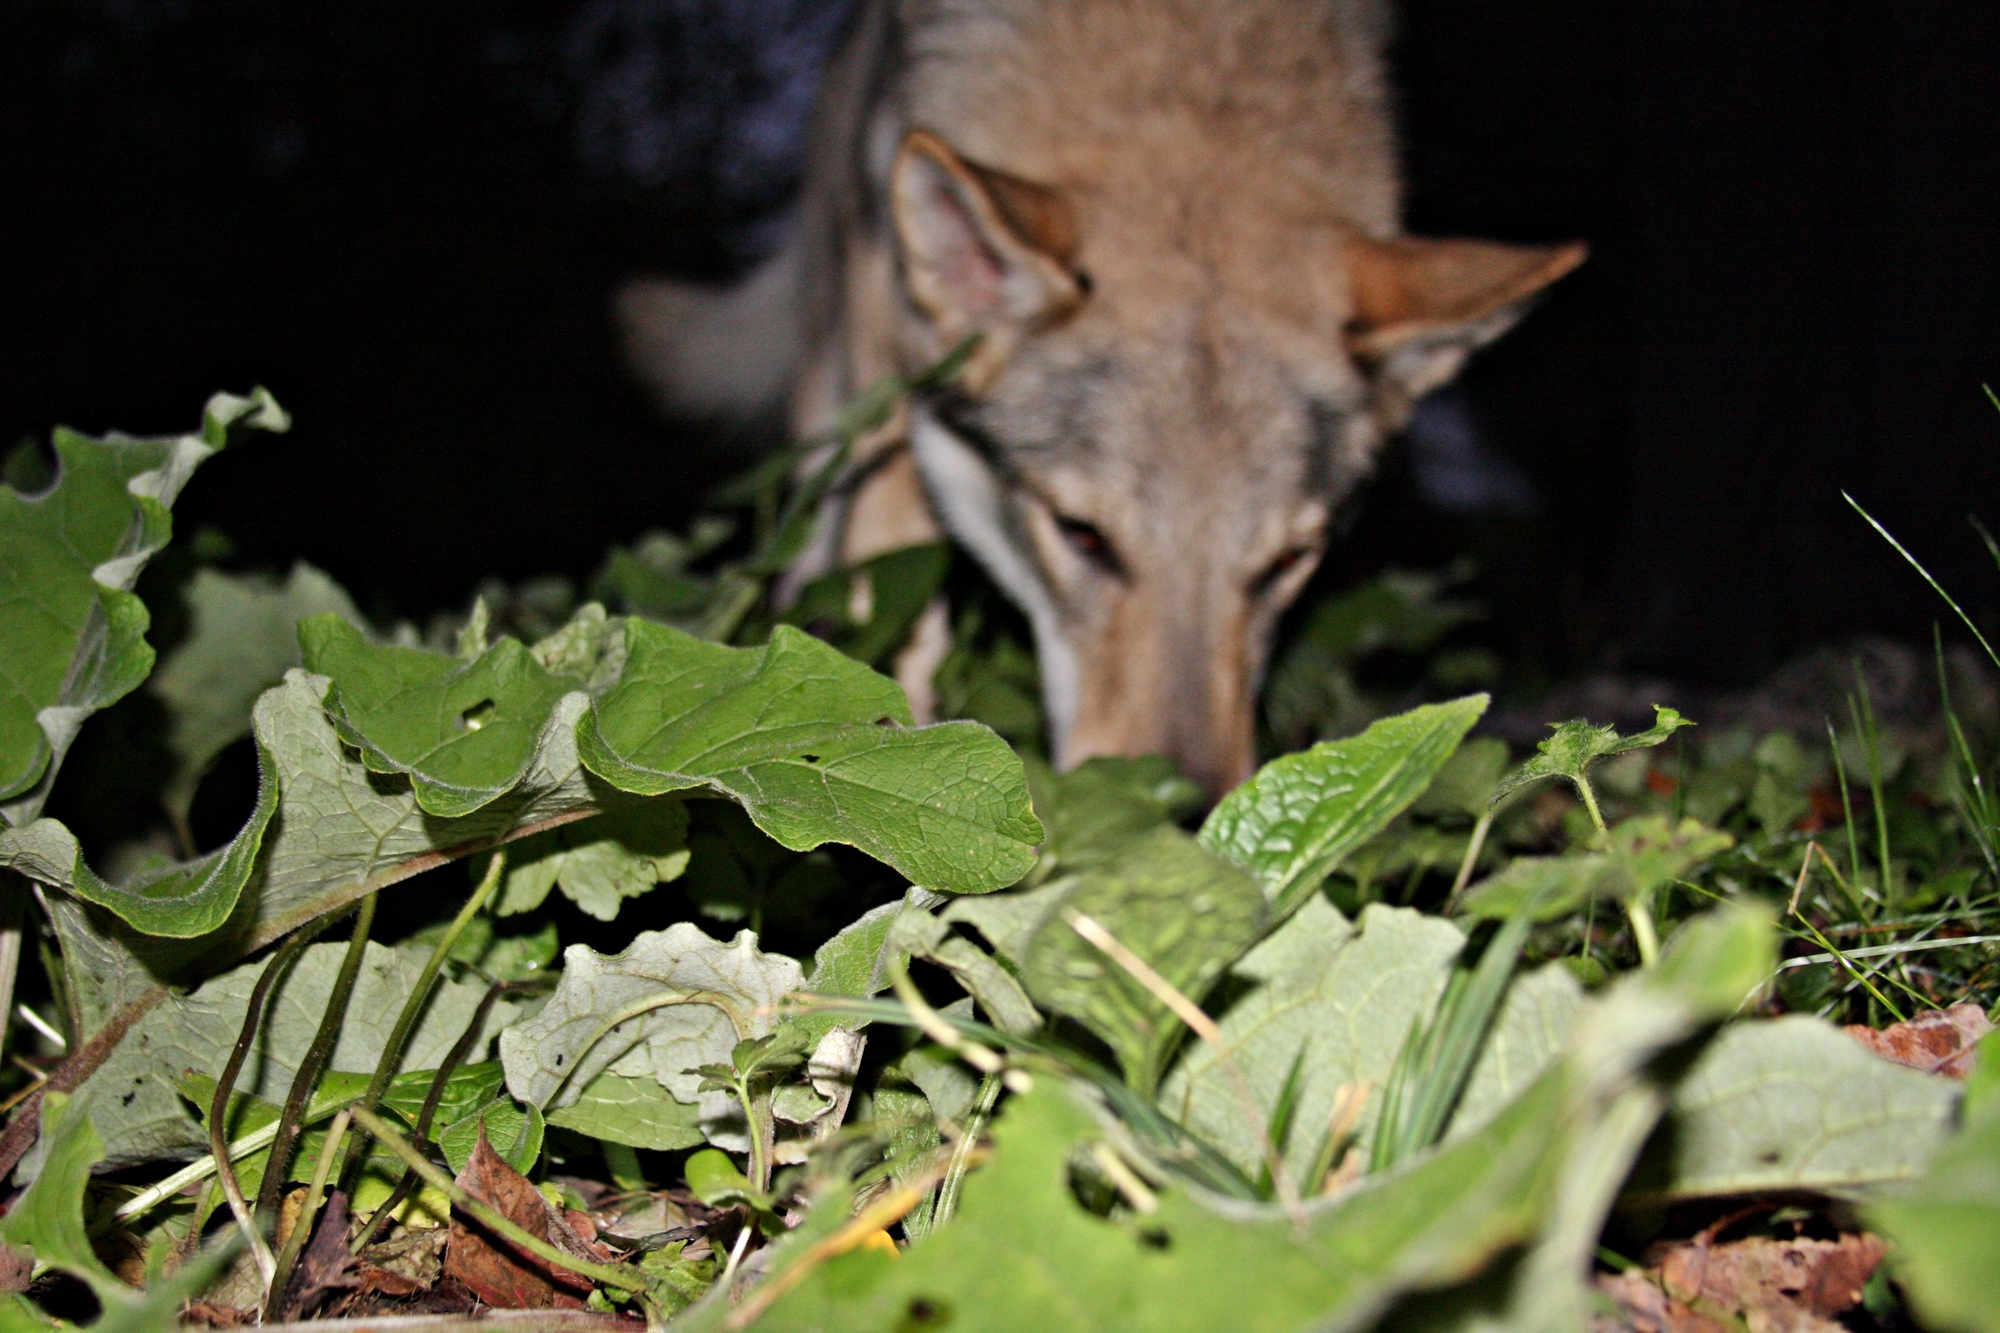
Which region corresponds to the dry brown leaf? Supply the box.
[443,1129,598,1310]
[1595,1232,1885,1333]
[1845,1002,1993,1077]
[276,1190,360,1321]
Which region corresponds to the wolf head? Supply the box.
[890,128,1583,798]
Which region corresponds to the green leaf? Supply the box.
[150,562,364,823]
[1626,1015,1960,1200]
[300,613,575,819]
[1456,815,1733,921]
[1015,825,1269,1091]
[577,620,1040,895]
[781,543,953,667]
[1490,704,1693,808]
[0,1092,119,1298]
[741,1074,1568,1333]
[59,940,518,1169]
[0,733,279,938]
[496,800,691,921]
[1027,755,1206,877]
[499,923,804,1147]
[376,1060,507,1129]
[684,1147,758,1208]
[1869,1093,2000,1333]
[1199,695,1489,917]
[544,1071,705,1151]
[1159,902,1466,1181]
[439,1098,544,1175]
[0,388,287,823]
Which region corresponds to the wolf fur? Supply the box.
[619,0,1584,797]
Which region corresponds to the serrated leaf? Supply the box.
[151,562,364,822]
[544,1072,705,1151]
[0,1092,119,1297]
[577,620,1040,895]
[499,923,804,1150]
[0,389,287,822]
[1015,825,1268,1091]
[496,800,690,921]
[1199,695,1488,918]
[300,614,575,818]
[64,940,517,1168]
[1626,1015,1960,1200]
[1490,704,1693,808]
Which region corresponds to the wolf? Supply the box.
[619,0,1584,798]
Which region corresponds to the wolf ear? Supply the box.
[1345,234,1587,417]
[891,130,1085,387]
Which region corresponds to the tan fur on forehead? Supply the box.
[899,0,1400,236]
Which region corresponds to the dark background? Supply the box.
[6,0,2000,691]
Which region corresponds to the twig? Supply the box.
[341,853,504,1190]
[1063,909,1304,1223]
[1447,809,1495,907]
[1788,841,1816,917]
[261,895,374,1221]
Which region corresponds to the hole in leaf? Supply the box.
[897,1298,950,1330]
[458,699,497,732]
[801,754,821,764]
[1137,1227,1171,1251]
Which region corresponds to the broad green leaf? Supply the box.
[545,1071,705,1151]
[376,1061,507,1129]
[1968,1028,2000,1121]
[495,800,691,921]
[1159,902,1465,1180]
[1024,754,1205,877]
[1015,825,1268,1091]
[1444,962,1585,1141]
[0,732,278,937]
[62,940,518,1168]
[439,1098,544,1175]
[1490,704,1693,808]
[781,542,953,667]
[500,923,803,1149]
[1625,1015,1960,1200]
[783,898,909,1050]
[742,1074,1568,1333]
[1456,815,1733,921]
[300,613,575,819]
[1869,1095,2000,1333]
[577,620,1041,895]
[0,389,287,822]
[1410,736,1511,820]
[151,562,363,822]
[0,1092,119,1298]
[1200,695,1488,917]
[891,903,1044,1037]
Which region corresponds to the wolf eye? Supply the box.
[1251,547,1314,599]
[1054,513,1122,575]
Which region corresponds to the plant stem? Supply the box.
[738,1070,772,1196]
[1446,808,1495,907]
[0,882,26,1070]
[1572,776,1609,841]
[340,853,503,1190]
[260,895,374,1221]
[264,1109,350,1320]
[1852,676,1896,904]
[1827,718,1866,909]
[932,1072,1001,1231]
[350,979,527,1253]
[1625,899,1661,970]
[211,926,323,1293]
[347,1108,648,1296]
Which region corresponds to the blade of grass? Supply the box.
[1852,671,1896,905]
[1827,718,1869,914]
[1845,492,2000,674]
